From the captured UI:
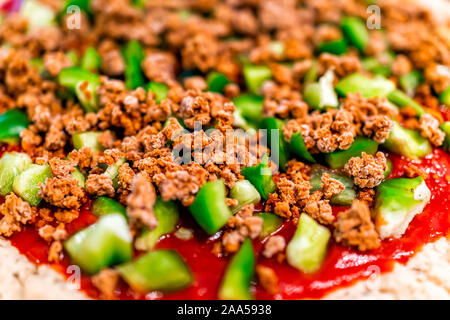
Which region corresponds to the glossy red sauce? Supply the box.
[3,145,450,300]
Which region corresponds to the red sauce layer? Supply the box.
[4,146,450,300]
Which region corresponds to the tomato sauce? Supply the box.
[3,145,450,300]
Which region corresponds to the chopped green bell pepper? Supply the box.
[254,212,283,238]
[206,72,230,93]
[241,154,276,201]
[318,37,348,55]
[387,89,426,117]
[135,198,180,251]
[12,164,52,206]
[303,69,338,110]
[123,40,145,90]
[286,213,331,273]
[335,73,395,98]
[189,180,231,235]
[0,152,32,196]
[118,249,193,292]
[309,165,356,206]
[399,70,422,96]
[304,60,318,83]
[146,82,169,103]
[80,46,101,72]
[64,213,132,274]
[243,65,272,94]
[232,94,264,128]
[441,121,450,152]
[439,86,450,106]
[288,132,316,164]
[374,177,430,239]
[71,167,85,188]
[382,122,431,159]
[218,238,255,300]
[103,156,126,189]
[324,137,378,169]
[92,197,127,219]
[62,0,92,16]
[341,16,369,52]
[362,57,391,77]
[229,180,261,214]
[72,131,103,152]
[0,109,29,144]
[262,117,290,171]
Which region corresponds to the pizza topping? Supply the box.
[126,173,157,230]
[262,235,286,259]
[344,151,387,188]
[0,193,36,237]
[418,113,445,147]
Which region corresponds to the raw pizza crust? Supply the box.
[0,237,448,300]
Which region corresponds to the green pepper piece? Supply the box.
[374,177,430,239]
[206,72,231,93]
[262,117,290,171]
[382,122,431,159]
[103,156,126,189]
[241,154,276,201]
[303,69,338,110]
[66,50,79,67]
[118,249,193,292]
[399,70,422,96]
[286,213,331,273]
[62,0,92,16]
[21,0,56,30]
[309,165,356,206]
[12,164,52,206]
[269,41,285,57]
[243,65,272,94]
[254,212,283,238]
[58,67,101,112]
[335,73,395,98]
[80,46,101,72]
[324,137,378,169]
[229,180,261,214]
[0,152,32,196]
[218,238,255,300]
[92,197,127,219]
[304,60,318,83]
[232,94,264,128]
[439,86,450,106]
[72,131,103,152]
[384,158,393,178]
[64,213,132,274]
[318,37,348,55]
[135,198,180,251]
[123,40,145,90]
[341,16,369,52]
[387,89,425,117]
[0,109,29,144]
[71,167,85,188]
[362,57,391,77]
[288,132,316,163]
[441,121,450,152]
[189,180,231,235]
[146,82,169,103]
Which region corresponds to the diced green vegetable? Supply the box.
[62,0,92,16]
[218,238,255,300]
[262,117,290,171]
[135,198,180,251]
[241,154,276,201]
[255,212,283,238]
[0,152,32,196]
[103,157,126,189]
[341,16,369,52]
[387,89,425,117]
[399,70,422,96]
[189,180,231,235]
[122,40,145,90]
[58,67,101,112]
[243,65,272,94]
[288,132,316,163]
[382,122,431,159]
[335,73,395,98]
[374,177,430,239]
[72,131,103,152]
[118,249,193,292]
[21,0,56,30]
[441,121,450,152]
[64,213,132,274]
[71,167,85,188]
[269,41,285,57]
[206,72,230,93]
[81,46,101,72]
[146,82,169,104]
[439,86,450,106]
[384,158,393,178]
[286,213,330,273]
[309,165,356,206]
[304,60,318,83]
[232,94,264,128]
[362,57,391,77]
[0,109,29,144]
[303,69,338,110]
[229,180,261,214]
[66,51,79,66]
[12,164,52,206]
[92,197,127,219]
[318,37,348,55]
[324,137,378,169]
